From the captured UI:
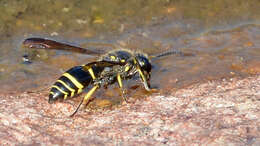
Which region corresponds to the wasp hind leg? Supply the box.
[117,74,128,103]
[70,85,99,117]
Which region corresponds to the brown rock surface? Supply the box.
[0,75,259,145]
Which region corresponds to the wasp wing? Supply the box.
[23,37,103,55]
[81,60,126,70]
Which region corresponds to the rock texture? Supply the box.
[0,75,259,145]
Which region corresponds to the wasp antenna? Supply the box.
[151,48,195,60]
[154,49,183,58]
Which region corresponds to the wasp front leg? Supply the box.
[116,74,128,103]
[137,68,158,93]
[137,69,151,91]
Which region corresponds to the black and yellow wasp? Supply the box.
[23,37,189,116]
[23,37,159,116]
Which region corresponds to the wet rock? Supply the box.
[0,75,259,145]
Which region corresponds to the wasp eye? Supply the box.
[136,55,152,74]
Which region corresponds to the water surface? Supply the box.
[0,0,259,107]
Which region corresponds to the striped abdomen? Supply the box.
[48,65,99,103]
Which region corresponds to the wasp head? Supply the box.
[136,54,152,77]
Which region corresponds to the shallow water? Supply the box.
[0,0,259,107]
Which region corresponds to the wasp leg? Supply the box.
[117,74,128,103]
[70,85,99,117]
[138,69,158,93]
[137,69,151,91]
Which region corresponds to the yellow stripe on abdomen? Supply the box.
[51,85,68,99]
[63,73,84,94]
[57,80,76,97]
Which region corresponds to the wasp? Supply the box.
[23,37,190,116]
[23,37,161,116]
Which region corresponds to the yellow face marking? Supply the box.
[83,85,99,105]
[139,61,144,66]
[88,68,96,79]
[110,55,116,61]
[121,59,125,63]
[51,85,68,99]
[63,73,84,94]
[57,80,75,97]
[117,74,123,88]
